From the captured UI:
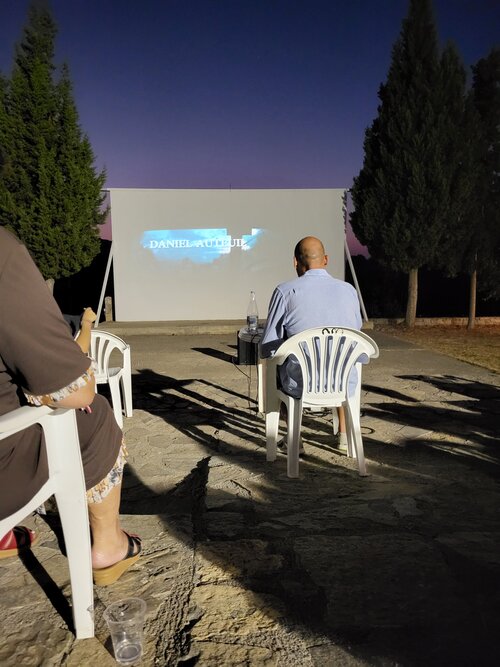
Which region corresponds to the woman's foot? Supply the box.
[0,527,38,559]
[92,528,140,570]
[91,528,131,570]
[92,531,141,586]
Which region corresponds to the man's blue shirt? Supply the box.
[261,269,362,357]
[260,268,363,397]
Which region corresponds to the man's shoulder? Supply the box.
[277,271,355,290]
[332,279,360,306]
[328,276,358,293]
[275,269,329,289]
[275,274,303,292]
[314,271,356,290]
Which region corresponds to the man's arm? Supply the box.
[352,287,363,330]
[260,288,286,358]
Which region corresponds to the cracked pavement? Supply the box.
[0,327,499,666]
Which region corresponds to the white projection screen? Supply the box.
[109,188,346,321]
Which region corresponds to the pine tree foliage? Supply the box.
[0,3,105,280]
[350,0,471,325]
[0,74,12,202]
[52,65,106,277]
[469,49,500,300]
[351,0,441,269]
[432,42,480,276]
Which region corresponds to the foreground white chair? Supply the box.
[0,406,94,638]
[265,327,379,478]
[90,330,132,428]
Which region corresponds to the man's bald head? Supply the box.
[294,236,328,275]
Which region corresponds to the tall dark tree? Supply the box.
[350,0,462,327]
[0,73,11,196]
[464,48,500,328]
[0,3,105,287]
[51,65,106,278]
[429,43,481,318]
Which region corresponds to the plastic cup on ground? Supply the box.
[103,597,147,665]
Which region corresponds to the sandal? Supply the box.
[0,526,38,559]
[93,532,141,586]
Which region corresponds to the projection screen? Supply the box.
[109,188,346,321]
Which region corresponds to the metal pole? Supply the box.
[95,242,113,327]
[343,190,369,323]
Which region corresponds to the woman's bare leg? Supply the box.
[88,483,131,569]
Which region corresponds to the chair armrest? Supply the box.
[0,405,68,440]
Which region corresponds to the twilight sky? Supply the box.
[1,0,499,252]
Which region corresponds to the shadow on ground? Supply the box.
[105,356,500,665]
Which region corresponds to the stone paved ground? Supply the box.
[0,330,499,666]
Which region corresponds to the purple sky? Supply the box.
[1,0,499,252]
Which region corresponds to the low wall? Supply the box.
[96,316,499,338]
[372,317,500,327]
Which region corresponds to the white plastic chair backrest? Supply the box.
[271,327,379,407]
[90,330,129,378]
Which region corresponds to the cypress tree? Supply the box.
[0,3,104,285]
[52,64,105,278]
[1,3,57,247]
[350,0,454,326]
[465,48,500,327]
[430,44,480,284]
[0,73,12,206]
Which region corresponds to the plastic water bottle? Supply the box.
[246,291,258,332]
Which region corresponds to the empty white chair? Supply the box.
[90,330,132,428]
[0,405,94,639]
[265,327,379,478]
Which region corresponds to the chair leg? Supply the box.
[287,398,302,478]
[332,407,339,435]
[345,401,367,477]
[345,406,355,459]
[346,372,362,458]
[46,415,94,639]
[55,489,94,638]
[257,362,265,414]
[108,377,124,428]
[121,374,133,417]
[266,409,280,462]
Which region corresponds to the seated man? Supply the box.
[260,236,363,450]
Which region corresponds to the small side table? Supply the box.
[236,327,265,413]
[236,327,263,365]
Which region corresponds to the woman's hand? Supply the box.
[81,307,97,324]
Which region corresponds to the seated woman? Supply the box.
[0,227,140,585]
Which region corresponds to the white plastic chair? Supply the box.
[90,330,132,428]
[0,405,94,639]
[265,327,379,478]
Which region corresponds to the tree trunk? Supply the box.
[467,269,477,330]
[45,278,55,294]
[405,268,418,328]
